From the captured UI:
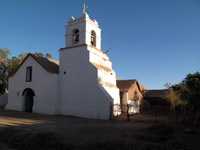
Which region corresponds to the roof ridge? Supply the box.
[9,53,59,77]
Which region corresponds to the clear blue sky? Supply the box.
[0,0,200,89]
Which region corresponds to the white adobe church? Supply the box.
[6,5,121,120]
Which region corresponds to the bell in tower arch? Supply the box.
[91,30,96,47]
[72,29,79,45]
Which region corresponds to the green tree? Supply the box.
[34,52,52,59]
[165,72,200,124]
[8,53,27,76]
[34,52,44,57]
[0,48,11,93]
[0,49,53,93]
[46,53,52,59]
[164,83,187,110]
[182,72,200,112]
[165,72,200,110]
[18,53,27,63]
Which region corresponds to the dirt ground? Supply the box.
[0,109,199,150]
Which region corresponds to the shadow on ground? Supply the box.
[0,109,199,150]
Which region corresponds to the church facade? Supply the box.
[6,12,120,120]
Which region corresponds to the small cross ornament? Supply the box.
[81,4,88,14]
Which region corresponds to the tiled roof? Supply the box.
[116,80,137,92]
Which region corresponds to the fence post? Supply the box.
[155,105,158,123]
[127,104,130,122]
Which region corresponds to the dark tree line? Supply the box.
[165,72,200,125]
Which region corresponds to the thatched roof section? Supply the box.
[116,78,122,80]
[30,54,59,73]
[143,90,168,98]
[116,80,137,92]
[139,84,147,91]
[91,62,112,72]
[10,53,59,77]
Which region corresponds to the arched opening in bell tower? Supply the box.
[72,28,79,45]
[91,30,96,47]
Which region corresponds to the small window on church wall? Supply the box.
[91,30,96,47]
[26,66,32,82]
[72,29,79,45]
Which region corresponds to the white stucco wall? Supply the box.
[102,85,120,104]
[89,47,120,105]
[85,16,101,50]
[128,100,140,114]
[59,46,113,120]
[65,18,86,48]
[6,56,59,115]
[88,47,111,68]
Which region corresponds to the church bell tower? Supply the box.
[65,5,101,50]
[59,4,120,120]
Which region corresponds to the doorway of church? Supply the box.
[22,88,35,112]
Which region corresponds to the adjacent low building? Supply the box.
[116,79,145,114]
[143,90,170,106]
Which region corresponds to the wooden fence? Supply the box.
[112,104,199,125]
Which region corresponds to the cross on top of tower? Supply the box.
[81,4,88,14]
